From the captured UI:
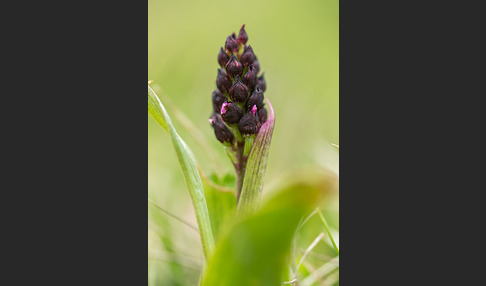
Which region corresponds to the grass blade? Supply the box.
[148,198,199,233]
[295,233,325,272]
[148,85,215,260]
[318,209,339,255]
[300,257,339,286]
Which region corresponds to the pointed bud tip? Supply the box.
[237,24,248,45]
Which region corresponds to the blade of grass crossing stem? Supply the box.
[318,209,339,255]
[148,85,215,260]
[148,198,199,233]
[237,98,275,215]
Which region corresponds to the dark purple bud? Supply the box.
[216,68,232,93]
[252,60,260,74]
[225,35,238,53]
[209,113,234,144]
[221,101,243,124]
[242,64,257,91]
[237,24,248,45]
[208,112,217,126]
[209,112,220,125]
[257,73,266,92]
[212,89,225,113]
[240,45,256,66]
[246,86,264,110]
[252,105,262,131]
[231,32,236,39]
[225,54,243,78]
[229,75,249,102]
[238,110,258,136]
[218,47,229,67]
[258,107,268,124]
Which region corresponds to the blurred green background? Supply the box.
[148,0,338,284]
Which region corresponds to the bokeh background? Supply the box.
[148,0,338,284]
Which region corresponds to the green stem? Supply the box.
[317,209,339,255]
[235,141,246,203]
[244,136,255,156]
[224,146,238,165]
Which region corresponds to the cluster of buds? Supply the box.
[209,25,267,147]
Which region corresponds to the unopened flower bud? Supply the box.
[218,47,229,67]
[246,86,264,110]
[238,110,258,136]
[240,45,256,66]
[216,68,232,93]
[225,35,238,53]
[212,89,225,113]
[242,64,257,91]
[237,24,248,45]
[258,107,267,124]
[252,60,260,74]
[209,112,219,125]
[221,101,243,124]
[209,113,234,144]
[253,105,262,131]
[257,73,266,92]
[229,75,249,102]
[225,54,243,78]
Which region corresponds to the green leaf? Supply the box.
[202,175,334,286]
[237,98,275,215]
[201,173,236,242]
[148,85,215,260]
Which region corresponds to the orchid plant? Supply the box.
[148,25,338,286]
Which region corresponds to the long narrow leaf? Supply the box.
[237,98,275,214]
[148,85,214,260]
